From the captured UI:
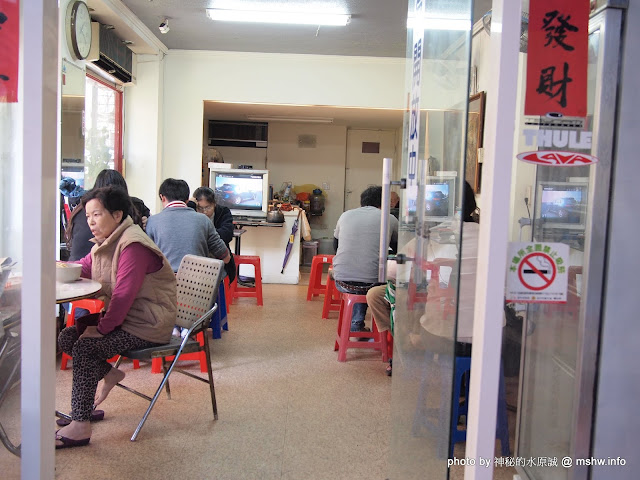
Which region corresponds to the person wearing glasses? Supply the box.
[193,187,234,245]
[193,186,236,282]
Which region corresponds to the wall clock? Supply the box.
[65,1,92,60]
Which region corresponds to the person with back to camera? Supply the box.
[65,169,150,261]
[332,186,399,334]
[146,179,231,336]
[193,186,236,282]
[367,180,479,375]
[55,186,177,449]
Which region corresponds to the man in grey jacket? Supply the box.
[333,185,398,332]
[146,178,231,272]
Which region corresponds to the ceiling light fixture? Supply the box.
[206,8,351,26]
[246,115,334,124]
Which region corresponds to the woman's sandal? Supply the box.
[56,409,104,427]
[386,360,392,376]
[55,430,90,449]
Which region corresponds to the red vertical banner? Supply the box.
[0,0,20,103]
[525,0,589,117]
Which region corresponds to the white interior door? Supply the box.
[344,129,397,211]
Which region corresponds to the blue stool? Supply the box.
[449,356,510,457]
[210,282,228,339]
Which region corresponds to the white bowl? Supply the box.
[56,262,82,283]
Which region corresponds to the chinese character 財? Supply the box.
[537,63,572,108]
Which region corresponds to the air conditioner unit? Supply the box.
[90,23,133,84]
[208,121,268,148]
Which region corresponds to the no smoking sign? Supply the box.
[506,242,569,303]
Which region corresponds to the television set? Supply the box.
[209,168,269,219]
[536,181,588,229]
[423,175,456,223]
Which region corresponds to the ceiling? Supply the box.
[86,0,494,127]
[88,0,494,57]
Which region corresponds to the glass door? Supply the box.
[389,1,474,478]
[515,6,622,480]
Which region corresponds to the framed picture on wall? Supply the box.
[466,91,486,193]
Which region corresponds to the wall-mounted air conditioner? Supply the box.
[208,121,268,148]
[89,23,133,84]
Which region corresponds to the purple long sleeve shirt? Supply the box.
[77,243,163,335]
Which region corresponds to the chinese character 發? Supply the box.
[536,62,572,108]
[542,10,579,51]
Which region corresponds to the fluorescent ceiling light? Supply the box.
[407,16,470,31]
[247,115,334,124]
[206,8,351,26]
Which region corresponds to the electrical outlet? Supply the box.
[322,182,330,191]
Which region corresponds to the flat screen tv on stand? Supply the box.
[209,168,270,220]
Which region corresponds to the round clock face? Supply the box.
[66,1,92,60]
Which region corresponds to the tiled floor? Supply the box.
[0,270,518,479]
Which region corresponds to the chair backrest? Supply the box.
[174,255,224,330]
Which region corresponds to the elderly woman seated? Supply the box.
[56,186,177,449]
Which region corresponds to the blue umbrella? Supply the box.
[281,214,300,273]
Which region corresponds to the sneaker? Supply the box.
[180,328,189,338]
[350,326,370,333]
[172,327,181,337]
[350,326,374,342]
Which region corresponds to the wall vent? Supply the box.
[298,135,317,148]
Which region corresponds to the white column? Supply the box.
[21,0,59,477]
[464,1,521,479]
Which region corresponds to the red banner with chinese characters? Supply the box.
[525,0,589,117]
[0,0,19,103]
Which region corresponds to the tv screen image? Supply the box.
[214,173,263,210]
[539,186,585,224]
[424,183,450,217]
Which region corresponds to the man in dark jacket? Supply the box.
[193,186,236,282]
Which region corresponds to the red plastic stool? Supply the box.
[321,273,341,319]
[306,254,334,300]
[60,299,140,370]
[334,293,388,362]
[151,331,207,374]
[230,255,263,306]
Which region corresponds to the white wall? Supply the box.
[267,122,348,239]
[158,51,406,198]
[124,54,164,213]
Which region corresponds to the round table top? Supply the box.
[56,278,102,304]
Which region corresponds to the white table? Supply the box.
[56,278,102,304]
